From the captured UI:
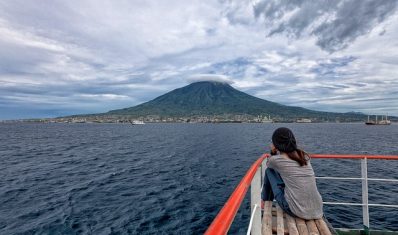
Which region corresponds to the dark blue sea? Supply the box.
[1,123,398,234]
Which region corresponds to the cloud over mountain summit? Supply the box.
[0,0,398,119]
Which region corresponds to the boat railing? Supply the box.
[312,155,398,234]
[204,154,398,235]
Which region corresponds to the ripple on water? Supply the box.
[0,123,398,234]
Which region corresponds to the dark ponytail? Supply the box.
[286,148,309,166]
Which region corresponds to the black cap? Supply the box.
[272,127,297,153]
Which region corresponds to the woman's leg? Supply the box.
[262,168,295,217]
[261,168,274,201]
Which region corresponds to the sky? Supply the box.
[1,0,398,119]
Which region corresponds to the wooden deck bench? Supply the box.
[262,201,334,235]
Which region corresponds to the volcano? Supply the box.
[105,81,366,121]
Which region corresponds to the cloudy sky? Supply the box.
[1,0,398,119]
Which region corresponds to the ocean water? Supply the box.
[0,123,397,235]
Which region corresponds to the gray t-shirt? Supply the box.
[267,154,323,219]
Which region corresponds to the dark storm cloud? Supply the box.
[254,0,398,52]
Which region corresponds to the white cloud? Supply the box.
[0,0,397,118]
[187,74,234,84]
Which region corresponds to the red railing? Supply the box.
[204,153,268,235]
[204,154,398,235]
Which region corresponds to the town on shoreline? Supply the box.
[0,114,382,124]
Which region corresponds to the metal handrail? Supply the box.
[313,156,398,233]
[315,177,398,182]
[246,204,260,235]
[311,154,398,160]
[205,154,398,235]
[322,202,398,208]
[204,154,268,235]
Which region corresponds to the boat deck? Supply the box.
[205,154,398,235]
[262,201,334,235]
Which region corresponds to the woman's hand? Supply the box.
[270,144,278,156]
[261,200,265,209]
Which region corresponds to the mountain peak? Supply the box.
[187,80,232,88]
[106,81,369,122]
[188,80,232,87]
[108,80,282,117]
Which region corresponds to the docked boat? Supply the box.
[260,115,273,123]
[366,115,391,125]
[128,120,145,125]
[205,154,398,235]
[296,119,312,123]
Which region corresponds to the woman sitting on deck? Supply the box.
[262,127,323,220]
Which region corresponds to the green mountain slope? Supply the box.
[106,81,367,121]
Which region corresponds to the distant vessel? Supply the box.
[365,115,391,125]
[257,115,273,123]
[296,118,312,123]
[128,120,145,125]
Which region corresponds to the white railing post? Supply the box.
[250,167,262,235]
[361,158,370,233]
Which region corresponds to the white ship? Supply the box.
[129,120,145,125]
[296,118,312,123]
[365,115,391,125]
[258,115,273,123]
